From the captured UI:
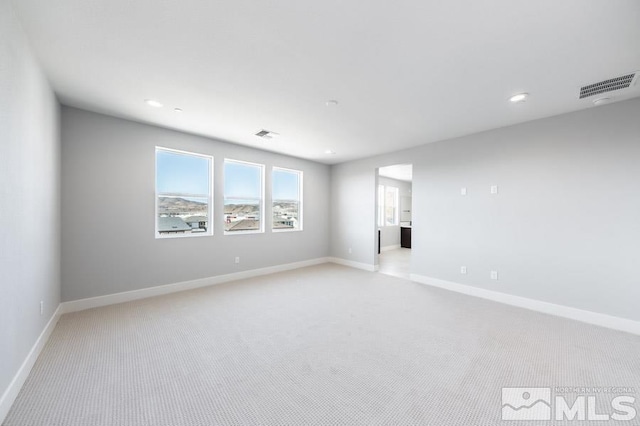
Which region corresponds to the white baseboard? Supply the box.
[2,258,330,422]
[380,244,401,252]
[328,257,378,272]
[61,257,330,314]
[0,305,62,424]
[410,274,640,336]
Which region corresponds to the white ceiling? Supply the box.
[12,0,640,164]
[379,164,413,182]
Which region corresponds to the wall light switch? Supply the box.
[460,266,467,275]
[490,270,498,280]
[460,187,467,196]
[490,185,498,194]
[235,256,240,264]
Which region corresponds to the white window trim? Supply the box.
[223,158,265,235]
[155,147,213,239]
[385,186,399,226]
[377,184,385,227]
[378,184,399,227]
[272,166,303,233]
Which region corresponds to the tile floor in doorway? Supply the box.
[378,247,411,280]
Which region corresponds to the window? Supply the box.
[224,159,264,233]
[377,184,399,226]
[156,147,212,237]
[377,184,385,227]
[272,167,302,231]
[385,186,399,226]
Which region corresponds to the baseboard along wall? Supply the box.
[0,305,62,424]
[60,257,331,314]
[328,257,378,272]
[410,274,640,336]
[4,258,639,425]
[1,257,331,424]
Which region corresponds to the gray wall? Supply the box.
[0,0,61,405]
[378,176,411,248]
[61,107,330,301]
[331,98,640,322]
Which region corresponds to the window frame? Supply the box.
[384,185,399,226]
[271,166,303,233]
[223,158,265,235]
[155,146,213,239]
[377,184,385,227]
[377,184,399,227]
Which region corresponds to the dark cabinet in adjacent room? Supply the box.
[401,227,411,248]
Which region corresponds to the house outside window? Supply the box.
[156,147,212,238]
[272,167,302,231]
[224,159,264,233]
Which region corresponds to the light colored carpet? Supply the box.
[4,263,640,425]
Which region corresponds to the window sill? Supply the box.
[223,230,264,236]
[272,228,303,233]
[156,231,212,239]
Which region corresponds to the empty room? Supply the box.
[2,0,640,425]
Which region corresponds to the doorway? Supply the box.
[376,164,412,279]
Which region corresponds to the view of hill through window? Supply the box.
[156,150,302,236]
[224,160,263,232]
[156,148,212,236]
[272,168,302,231]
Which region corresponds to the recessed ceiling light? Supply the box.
[592,97,611,106]
[325,100,339,107]
[325,149,336,155]
[174,108,183,113]
[508,93,529,103]
[144,99,163,108]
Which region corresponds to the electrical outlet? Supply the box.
[460,187,467,196]
[460,266,467,275]
[490,270,498,280]
[490,185,498,194]
[235,256,240,264]
[40,301,44,315]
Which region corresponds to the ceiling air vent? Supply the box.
[579,72,638,99]
[255,129,279,140]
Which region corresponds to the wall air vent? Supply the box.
[579,72,638,99]
[255,129,279,140]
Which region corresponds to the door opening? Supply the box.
[376,164,412,279]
